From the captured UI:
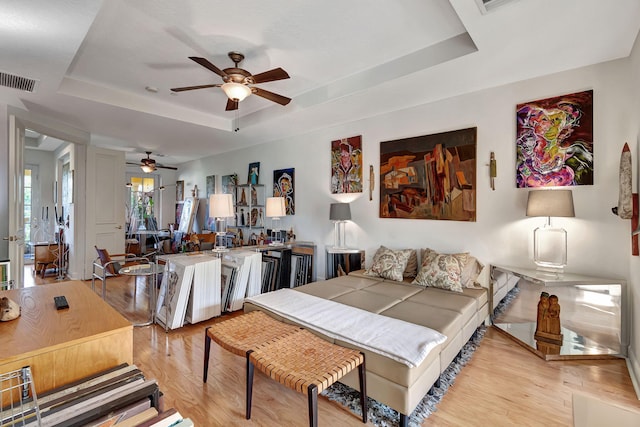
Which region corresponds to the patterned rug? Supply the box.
[321,286,520,427]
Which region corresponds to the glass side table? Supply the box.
[490,265,627,360]
[118,262,165,327]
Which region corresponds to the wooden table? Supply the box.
[0,281,133,404]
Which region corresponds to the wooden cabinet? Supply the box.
[0,281,133,400]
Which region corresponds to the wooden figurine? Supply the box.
[534,292,563,345]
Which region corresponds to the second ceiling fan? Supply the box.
[171,51,291,111]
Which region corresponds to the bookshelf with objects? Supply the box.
[233,184,265,244]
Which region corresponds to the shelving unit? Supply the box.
[233,184,265,244]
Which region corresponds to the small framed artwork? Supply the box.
[176,180,185,201]
[274,168,295,215]
[206,175,216,197]
[331,135,363,194]
[516,90,593,187]
[248,162,260,185]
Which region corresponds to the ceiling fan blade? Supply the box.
[189,56,228,78]
[157,165,178,171]
[251,68,290,84]
[170,84,220,92]
[225,98,238,111]
[252,87,291,106]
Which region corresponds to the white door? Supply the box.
[85,146,125,279]
[7,114,25,287]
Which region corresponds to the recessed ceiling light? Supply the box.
[145,86,159,93]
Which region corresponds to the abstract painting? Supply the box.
[206,175,216,230]
[380,127,477,221]
[331,135,363,194]
[274,168,295,215]
[176,180,184,201]
[516,90,593,187]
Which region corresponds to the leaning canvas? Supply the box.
[379,127,477,221]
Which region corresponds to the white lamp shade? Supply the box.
[209,194,234,218]
[526,189,575,218]
[221,82,251,101]
[329,203,351,221]
[266,197,286,218]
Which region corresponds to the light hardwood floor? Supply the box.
[25,266,640,426]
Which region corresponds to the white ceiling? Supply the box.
[2,0,640,167]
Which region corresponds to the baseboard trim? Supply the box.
[626,347,640,400]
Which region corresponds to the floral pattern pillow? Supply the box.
[412,249,464,292]
[364,246,413,282]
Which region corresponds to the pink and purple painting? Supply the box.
[516,90,593,187]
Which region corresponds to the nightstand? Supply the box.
[325,248,364,279]
[490,265,627,360]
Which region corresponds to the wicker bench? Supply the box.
[204,311,367,426]
[247,329,367,427]
[203,310,301,383]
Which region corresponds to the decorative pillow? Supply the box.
[403,249,418,278]
[413,248,464,292]
[364,246,413,282]
[460,255,484,288]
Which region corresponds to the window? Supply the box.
[127,175,158,231]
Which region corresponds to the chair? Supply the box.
[92,246,150,299]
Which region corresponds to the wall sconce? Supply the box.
[266,197,286,246]
[526,189,575,272]
[330,202,351,249]
[209,194,234,254]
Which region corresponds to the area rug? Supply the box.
[321,325,486,427]
[321,285,520,427]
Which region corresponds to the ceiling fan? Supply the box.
[127,152,178,173]
[170,51,291,111]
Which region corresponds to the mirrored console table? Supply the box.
[491,265,627,361]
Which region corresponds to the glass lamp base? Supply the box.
[533,226,567,272]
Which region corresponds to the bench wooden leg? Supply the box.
[203,327,211,383]
[399,413,409,427]
[307,384,318,427]
[246,351,254,420]
[358,353,367,423]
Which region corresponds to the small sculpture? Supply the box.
[0,296,20,321]
[534,292,563,345]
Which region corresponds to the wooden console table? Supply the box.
[0,281,133,402]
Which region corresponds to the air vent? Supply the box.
[0,70,39,93]
[475,0,521,14]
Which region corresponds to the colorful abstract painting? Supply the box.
[380,127,477,221]
[331,135,363,194]
[205,175,216,230]
[516,90,593,187]
[274,168,295,215]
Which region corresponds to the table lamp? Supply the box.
[266,197,286,246]
[330,202,351,249]
[526,189,575,272]
[209,194,234,253]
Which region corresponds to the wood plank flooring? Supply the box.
[25,266,640,426]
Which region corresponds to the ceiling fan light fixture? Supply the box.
[141,164,155,173]
[221,82,251,102]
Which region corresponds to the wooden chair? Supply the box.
[91,246,149,299]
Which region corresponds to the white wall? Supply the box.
[178,55,639,383]
[627,30,640,396]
